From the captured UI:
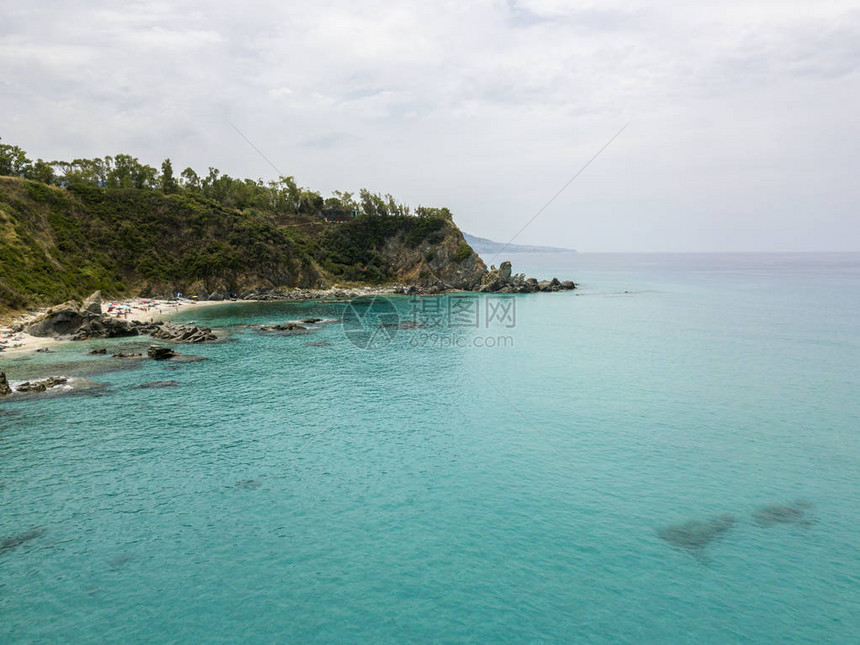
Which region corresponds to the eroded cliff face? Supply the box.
[379,221,486,290]
[153,261,327,301]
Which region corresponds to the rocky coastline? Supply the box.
[145,260,575,301]
[0,261,576,400]
[14,291,218,343]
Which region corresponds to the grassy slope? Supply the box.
[0,177,474,312]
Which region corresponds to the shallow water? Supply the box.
[1,253,859,643]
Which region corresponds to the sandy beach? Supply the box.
[0,297,227,356]
[0,285,414,356]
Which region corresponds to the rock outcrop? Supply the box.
[260,323,308,332]
[15,376,68,393]
[81,290,103,316]
[147,345,178,360]
[25,300,88,337]
[25,293,219,343]
[149,322,218,343]
[478,261,576,293]
[0,372,11,396]
[73,315,144,339]
[26,297,137,339]
[377,222,487,290]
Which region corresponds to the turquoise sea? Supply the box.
[1,253,859,643]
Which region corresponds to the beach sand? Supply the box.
[0,298,228,356]
[1,285,403,356]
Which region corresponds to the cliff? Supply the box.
[0,177,486,311]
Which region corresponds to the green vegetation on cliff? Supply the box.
[0,141,481,311]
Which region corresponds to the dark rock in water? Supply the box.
[147,345,178,360]
[17,381,46,393]
[233,479,263,490]
[263,323,307,331]
[109,553,134,569]
[658,513,737,561]
[0,372,11,396]
[0,527,45,553]
[301,318,323,324]
[164,354,207,363]
[89,348,108,355]
[112,352,145,359]
[35,347,51,353]
[478,260,575,293]
[16,376,68,393]
[752,502,814,528]
[133,380,180,389]
[259,323,309,335]
[304,341,332,347]
[150,322,218,343]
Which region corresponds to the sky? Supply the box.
[1,0,858,252]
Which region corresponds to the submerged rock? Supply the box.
[0,527,45,553]
[658,513,737,561]
[133,380,180,389]
[89,348,108,355]
[233,479,263,490]
[752,502,814,528]
[164,354,207,363]
[109,553,134,569]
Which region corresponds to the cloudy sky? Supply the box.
[2,0,858,251]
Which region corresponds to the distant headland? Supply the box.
[463,233,577,256]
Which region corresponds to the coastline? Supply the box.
[0,297,224,356]
[0,285,409,356]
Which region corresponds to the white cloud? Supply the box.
[0,0,858,250]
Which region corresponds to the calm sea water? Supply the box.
[1,253,859,643]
